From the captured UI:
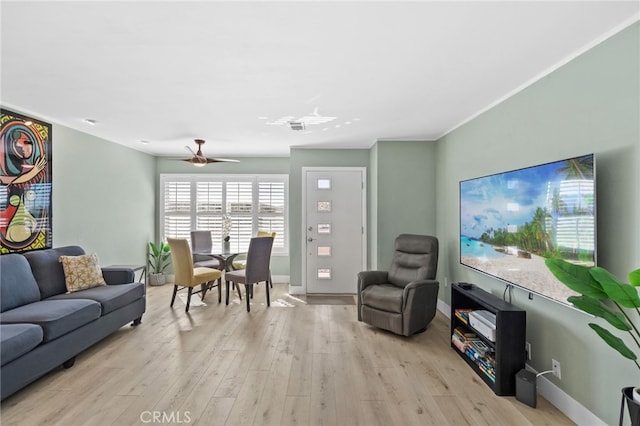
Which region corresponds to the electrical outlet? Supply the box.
[525,342,532,360]
[552,359,561,379]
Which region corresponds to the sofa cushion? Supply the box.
[361,283,404,313]
[0,254,41,313]
[59,253,107,293]
[24,246,85,299]
[0,299,101,342]
[47,283,144,315]
[0,323,44,366]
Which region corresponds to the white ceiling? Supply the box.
[1,1,638,159]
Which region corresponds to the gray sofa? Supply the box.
[0,246,146,400]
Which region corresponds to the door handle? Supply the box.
[307,237,315,242]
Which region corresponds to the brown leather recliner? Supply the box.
[357,234,439,336]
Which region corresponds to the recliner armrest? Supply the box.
[101,267,135,285]
[357,270,389,292]
[402,279,440,335]
[357,270,389,322]
[403,279,439,301]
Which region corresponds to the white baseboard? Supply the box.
[271,275,289,284]
[532,369,606,426]
[436,299,605,425]
[437,298,451,319]
[288,284,305,295]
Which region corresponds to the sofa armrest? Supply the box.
[101,267,135,285]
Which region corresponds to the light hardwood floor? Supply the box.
[0,283,574,426]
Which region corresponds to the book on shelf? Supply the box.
[454,308,473,324]
[451,335,466,352]
[453,327,478,341]
[478,364,496,382]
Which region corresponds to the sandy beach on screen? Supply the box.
[462,252,579,303]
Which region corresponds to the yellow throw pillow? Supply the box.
[59,253,107,293]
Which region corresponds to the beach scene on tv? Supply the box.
[460,154,595,305]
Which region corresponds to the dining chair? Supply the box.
[167,238,223,312]
[225,236,274,312]
[230,231,276,287]
[190,230,224,270]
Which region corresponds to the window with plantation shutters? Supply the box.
[160,174,288,254]
[162,179,192,240]
[226,180,253,253]
[258,181,285,251]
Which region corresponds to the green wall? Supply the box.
[435,22,639,425]
[372,140,437,268]
[53,125,156,266]
[156,156,291,276]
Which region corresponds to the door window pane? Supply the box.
[317,178,331,190]
[317,246,331,256]
[317,223,331,234]
[317,268,332,279]
[317,201,331,212]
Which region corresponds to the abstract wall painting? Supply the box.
[0,108,52,253]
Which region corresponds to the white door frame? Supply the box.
[300,166,367,294]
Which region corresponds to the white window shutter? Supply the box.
[160,174,288,255]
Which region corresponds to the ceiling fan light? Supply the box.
[193,162,206,167]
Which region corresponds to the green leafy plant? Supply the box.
[546,259,640,372]
[148,241,171,274]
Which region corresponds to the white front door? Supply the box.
[303,167,366,294]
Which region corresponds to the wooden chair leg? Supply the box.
[201,282,209,300]
[246,284,252,312]
[217,278,222,303]
[266,281,270,307]
[225,281,230,305]
[170,285,178,307]
[186,287,193,312]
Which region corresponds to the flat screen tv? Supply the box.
[459,153,595,306]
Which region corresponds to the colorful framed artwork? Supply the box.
[0,108,52,253]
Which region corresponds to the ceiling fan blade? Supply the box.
[207,158,240,163]
[182,157,207,165]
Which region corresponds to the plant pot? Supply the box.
[621,387,640,426]
[148,273,166,286]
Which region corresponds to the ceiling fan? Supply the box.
[183,139,239,167]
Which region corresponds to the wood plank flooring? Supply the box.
[0,283,574,425]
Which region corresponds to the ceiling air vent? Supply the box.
[288,121,306,131]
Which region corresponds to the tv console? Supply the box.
[450,282,526,396]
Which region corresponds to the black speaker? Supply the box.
[515,369,537,408]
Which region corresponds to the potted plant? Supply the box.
[148,241,171,286]
[546,259,640,423]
